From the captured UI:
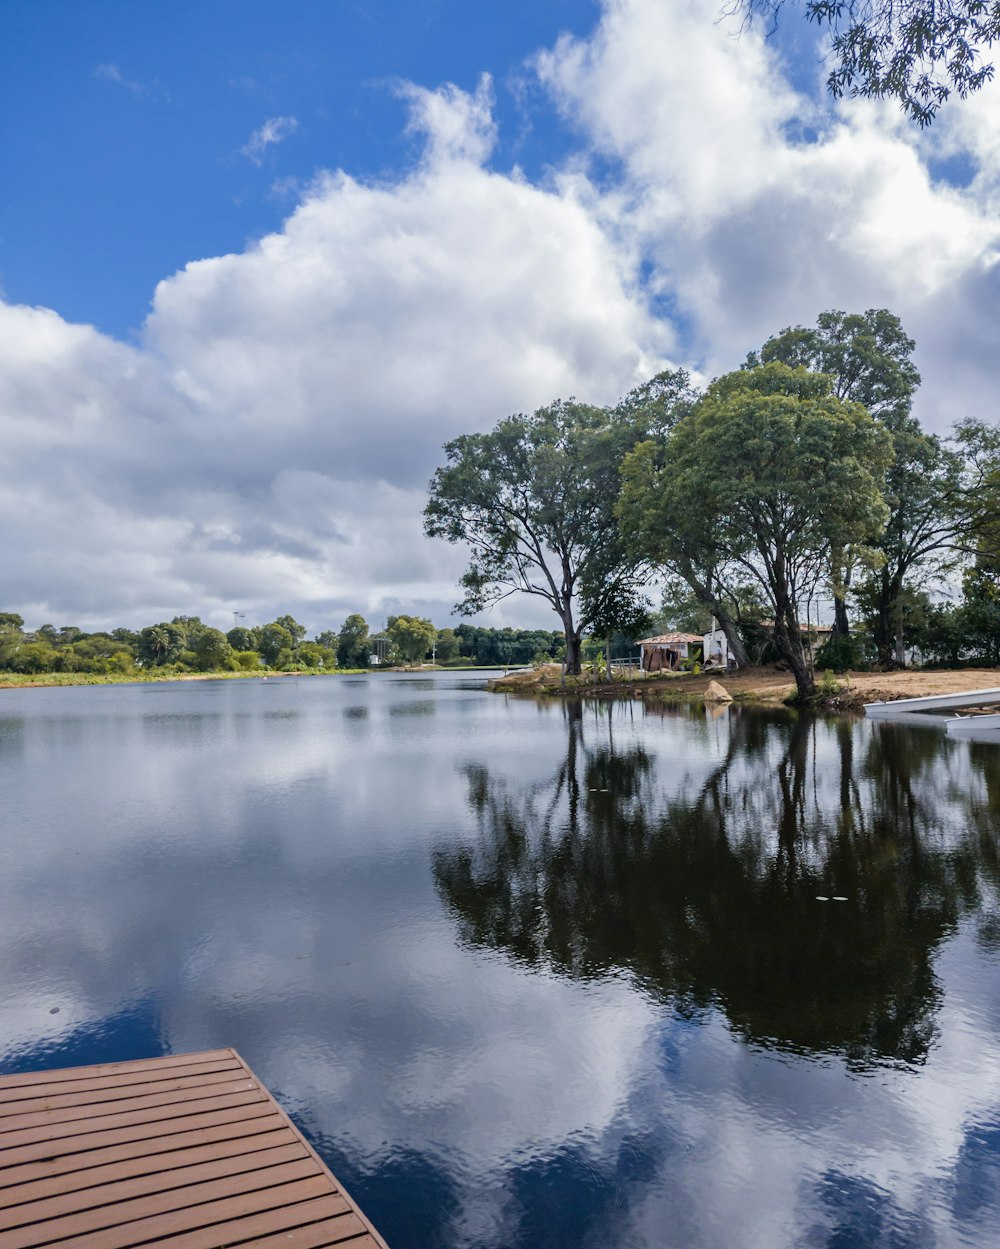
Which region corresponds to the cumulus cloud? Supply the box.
[0,70,667,630]
[240,115,299,165]
[536,0,1000,428]
[6,0,1000,630]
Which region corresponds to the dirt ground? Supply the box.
[490,664,1000,709]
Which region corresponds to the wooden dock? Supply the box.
[0,1048,390,1249]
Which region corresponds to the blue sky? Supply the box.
[1,1,602,336]
[1,0,998,632]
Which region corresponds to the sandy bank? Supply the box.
[488,665,1000,710]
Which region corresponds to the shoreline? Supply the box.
[487,665,1000,711]
[0,664,501,691]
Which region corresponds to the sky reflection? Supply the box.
[1,676,998,1248]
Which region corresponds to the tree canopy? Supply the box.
[621,362,893,699]
[387,614,437,663]
[424,389,692,673]
[731,0,1000,123]
[746,308,959,658]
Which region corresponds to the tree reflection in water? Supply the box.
[434,701,1000,1069]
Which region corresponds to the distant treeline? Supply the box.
[0,612,569,676]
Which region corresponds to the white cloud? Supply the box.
[535,0,1000,429]
[240,115,299,165]
[0,72,668,630]
[94,62,144,95]
[7,0,1000,630]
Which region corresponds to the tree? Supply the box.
[138,622,187,666]
[227,625,258,652]
[387,615,437,663]
[298,642,334,668]
[748,308,924,640]
[435,627,460,663]
[731,0,1000,124]
[274,614,306,645]
[861,425,965,664]
[955,417,1000,561]
[193,628,233,672]
[9,642,57,674]
[622,363,893,701]
[0,614,23,667]
[425,396,672,674]
[337,614,370,669]
[258,622,293,666]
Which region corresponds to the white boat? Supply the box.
[946,712,1000,739]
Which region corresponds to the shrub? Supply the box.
[814,633,871,672]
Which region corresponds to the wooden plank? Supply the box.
[0,1099,277,1171]
[40,1176,339,1249]
[237,1211,374,1247]
[1,1158,320,1249]
[0,1086,265,1151]
[0,1126,293,1208]
[0,1140,307,1230]
[119,1194,353,1249]
[0,1060,242,1110]
[0,1049,392,1249]
[0,1050,235,1091]
[0,1075,257,1133]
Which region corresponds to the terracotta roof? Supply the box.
[639,632,703,645]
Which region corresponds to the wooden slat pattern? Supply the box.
[0,1049,389,1249]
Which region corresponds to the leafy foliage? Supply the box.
[387,614,437,663]
[622,362,893,699]
[424,384,693,673]
[732,0,1000,124]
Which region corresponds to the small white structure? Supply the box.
[947,712,1000,738]
[702,626,732,670]
[638,632,703,673]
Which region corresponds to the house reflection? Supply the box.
[435,702,1000,1068]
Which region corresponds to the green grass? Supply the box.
[0,668,370,689]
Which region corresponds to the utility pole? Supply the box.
[233,610,245,630]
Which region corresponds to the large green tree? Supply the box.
[622,363,893,701]
[138,622,187,666]
[731,0,1000,124]
[193,628,233,672]
[425,391,684,675]
[258,622,293,666]
[747,308,928,644]
[387,614,437,663]
[336,614,370,669]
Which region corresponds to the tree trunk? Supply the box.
[715,604,751,669]
[830,550,851,637]
[772,596,815,703]
[564,627,582,675]
[833,593,850,637]
[874,570,904,667]
[682,565,751,667]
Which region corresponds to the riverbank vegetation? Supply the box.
[0,610,567,683]
[425,307,1000,703]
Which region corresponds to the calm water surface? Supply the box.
[2,673,999,1248]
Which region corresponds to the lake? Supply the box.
[1,672,999,1248]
